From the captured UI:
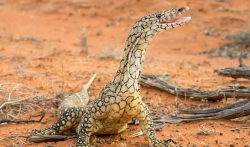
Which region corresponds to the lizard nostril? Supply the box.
[178,7,185,12]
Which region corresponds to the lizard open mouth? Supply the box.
[159,17,191,24]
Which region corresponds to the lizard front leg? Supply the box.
[76,104,105,147]
[76,126,92,147]
[136,102,176,147]
[31,107,85,135]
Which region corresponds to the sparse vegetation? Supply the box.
[203,31,250,58]
[80,27,88,55]
[99,47,122,60]
[0,83,47,124]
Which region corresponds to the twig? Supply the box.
[178,99,250,114]
[130,124,168,137]
[0,83,40,93]
[0,111,45,125]
[239,54,247,67]
[0,97,30,109]
[216,66,250,79]
[0,83,55,127]
[28,134,77,143]
[140,74,250,101]
[226,126,250,129]
[152,99,250,123]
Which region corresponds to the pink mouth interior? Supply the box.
[159,17,190,24]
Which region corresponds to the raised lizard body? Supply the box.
[31,6,191,147]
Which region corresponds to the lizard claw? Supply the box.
[164,139,177,147]
[164,139,176,144]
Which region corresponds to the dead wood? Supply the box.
[152,99,250,123]
[216,66,250,79]
[28,134,77,143]
[179,99,249,114]
[140,74,250,101]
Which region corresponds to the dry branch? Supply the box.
[216,66,250,79]
[179,99,249,114]
[153,99,250,123]
[29,125,167,141]
[28,134,77,143]
[140,74,250,101]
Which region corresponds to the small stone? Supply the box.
[204,29,213,36]
[244,143,248,147]
[215,0,225,2]
[219,132,223,136]
[120,137,126,140]
[178,135,185,141]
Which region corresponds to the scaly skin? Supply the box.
[31,6,191,147]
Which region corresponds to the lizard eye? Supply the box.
[156,14,161,19]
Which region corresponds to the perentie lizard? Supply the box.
[31,6,191,147]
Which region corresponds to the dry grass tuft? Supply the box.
[99,47,122,60]
[203,31,250,58]
[196,122,216,135]
[80,27,88,55]
[0,83,58,124]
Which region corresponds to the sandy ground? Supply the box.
[0,0,249,146]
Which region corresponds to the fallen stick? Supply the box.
[178,99,249,114]
[29,124,167,142]
[28,134,77,143]
[216,66,250,79]
[140,74,250,101]
[152,99,250,123]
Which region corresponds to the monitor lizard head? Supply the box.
[135,6,191,33]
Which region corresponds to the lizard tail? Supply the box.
[82,73,96,92]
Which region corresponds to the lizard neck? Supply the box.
[112,30,158,94]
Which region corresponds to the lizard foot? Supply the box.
[151,139,177,147]
[31,128,57,135]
